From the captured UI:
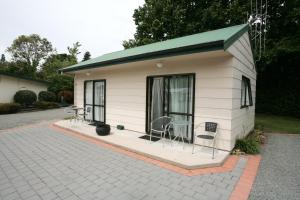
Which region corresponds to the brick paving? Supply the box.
[0,123,247,200]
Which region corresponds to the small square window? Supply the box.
[241,76,253,108]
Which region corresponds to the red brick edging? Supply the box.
[230,155,261,200]
[51,123,261,200]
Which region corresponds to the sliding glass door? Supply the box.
[146,74,195,142]
[84,80,106,123]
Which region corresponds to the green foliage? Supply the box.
[57,90,73,104]
[40,53,77,78]
[82,51,91,61]
[33,101,60,109]
[6,34,54,76]
[0,103,21,114]
[235,136,260,154]
[123,0,249,49]
[38,91,56,102]
[14,90,37,106]
[47,75,74,95]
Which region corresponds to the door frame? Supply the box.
[84,79,106,123]
[145,73,196,142]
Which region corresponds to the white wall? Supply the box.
[0,75,49,103]
[226,32,257,143]
[74,51,237,150]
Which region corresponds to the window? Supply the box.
[241,76,253,108]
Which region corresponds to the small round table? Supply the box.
[171,120,192,148]
[71,107,83,120]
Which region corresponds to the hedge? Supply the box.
[33,101,60,109]
[0,103,21,114]
[14,90,37,106]
[38,91,56,102]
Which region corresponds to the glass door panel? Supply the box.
[147,74,194,142]
[84,81,93,121]
[94,81,105,123]
[84,80,106,123]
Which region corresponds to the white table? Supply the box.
[171,120,192,148]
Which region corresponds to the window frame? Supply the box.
[84,79,106,123]
[240,76,253,108]
[145,73,195,143]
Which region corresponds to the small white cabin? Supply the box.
[61,24,256,151]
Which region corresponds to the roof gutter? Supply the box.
[60,40,224,73]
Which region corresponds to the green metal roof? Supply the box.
[61,24,248,73]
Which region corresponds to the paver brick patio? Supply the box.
[1,123,250,200]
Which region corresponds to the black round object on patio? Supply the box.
[95,123,111,136]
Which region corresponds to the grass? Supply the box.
[255,113,300,134]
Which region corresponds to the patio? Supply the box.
[54,120,230,169]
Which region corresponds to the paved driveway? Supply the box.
[0,123,247,200]
[249,134,300,200]
[0,109,71,130]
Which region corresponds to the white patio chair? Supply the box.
[78,107,92,123]
[64,107,76,123]
[150,116,172,147]
[192,122,218,159]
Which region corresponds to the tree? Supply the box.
[68,42,81,61]
[0,54,5,63]
[47,74,74,95]
[82,51,91,61]
[40,53,77,78]
[6,34,54,76]
[123,0,249,49]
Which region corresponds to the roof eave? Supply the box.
[60,40,225,73]
[224,24,249,50]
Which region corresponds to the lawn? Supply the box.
[255,114,300,134]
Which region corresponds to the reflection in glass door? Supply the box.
[84,80,106,123]
[146,74,195,142]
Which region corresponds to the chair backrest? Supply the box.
[64,107,74,114]
[205,122,217,133]
[86,107,92,113]
[151,116,172,131]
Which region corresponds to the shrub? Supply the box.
[38,91,56,102]
[14,90,37,106]
[57,90,73,104]
[0,103,21,114]
[234,137,260,154]
[33,101,60,109]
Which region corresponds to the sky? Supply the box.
[0,0,145,60]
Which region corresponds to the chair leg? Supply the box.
[192,140,195,154]
[168,131,173,146]
[212,139,216,159]
[162,132,164,148]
